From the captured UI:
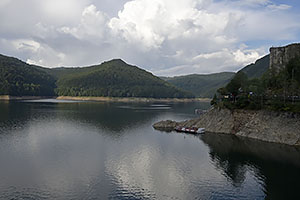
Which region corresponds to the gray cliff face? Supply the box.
[153,108,300,146]
[269,43,300,72]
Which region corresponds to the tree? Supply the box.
[211,94,218,105]
[226,71,248,96]
[286,57,300,84]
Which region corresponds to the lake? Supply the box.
[0,100,299,200]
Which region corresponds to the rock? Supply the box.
[153,108,300,146]
[152,120,179,132]
[270,43,300,72]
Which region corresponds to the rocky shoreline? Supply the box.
[153,108,300,146]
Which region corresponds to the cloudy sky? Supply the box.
[0,0,299,76]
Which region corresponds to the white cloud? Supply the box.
[233,49,260,63]
[12,39,40,53]
[25,45,66,67]
[236,0,270,7]
[267,4,291,11]
[109,0,167,49]
[38,0,90,25]
[0,0,299,76]
[0,0,11,8]
[59,5,108,41]
[108,0,239,50]
[156,47,263,76]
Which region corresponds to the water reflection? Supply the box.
[200,133,300,200]
[0,101,299,200]
[0,101,205,135]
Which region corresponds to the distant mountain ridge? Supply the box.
[0,54,193,98]
[0,52,272,99]
[54,59,194,98]
[164,54,270,98]
[163,72,235,98]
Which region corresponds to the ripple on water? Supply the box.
[0,101,299,200]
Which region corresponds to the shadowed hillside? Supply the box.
[0,54,56,96]
[0,54,193,98]
[55,59,194,98]
[239,55,270,79]
[163,72,235,98]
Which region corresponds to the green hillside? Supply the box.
[0,54,193,98]
[239,55,270,79]
[215,56,300,112]
[163,72,235,98]
[55,59,194,98]
[163,55,270,98]
[0,54,56,96]
[1,52,270,99]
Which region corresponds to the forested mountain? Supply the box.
[163,72,235,98]
[163,55,270,98]
[0,54,56,96]
[0,52,271,99]
[0,54,193,98]
[55,59,194,98]
[214,56,300,112]
[239,55,270,79]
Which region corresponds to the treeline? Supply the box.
[213,57,300,112]
[55,59,193,98]
[163,55,269,98]
[163,72,235,98]
[0,55,193,98]
[0,55,56,96]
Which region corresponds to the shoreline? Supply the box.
[0,95,211,103]
[56,96,211,103]
[0,95,53,100]
[153,108,300,146]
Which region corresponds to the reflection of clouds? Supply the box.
[104,135,222,199]
[0,119,109,199]
[105,145,157,199]
[0,102,284,199]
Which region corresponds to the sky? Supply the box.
[0,0,300,76]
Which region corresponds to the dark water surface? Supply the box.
[0,100,299,200]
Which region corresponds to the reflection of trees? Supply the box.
[54,102,210,134]
[0,101,210,138]
[55,102,164,133]
[0,101,38,132]
[202,134,249,186]
[0,101,164,135]
[210,151,247,187]
[200,133,300,200]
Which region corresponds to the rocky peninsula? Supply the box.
[153,108,300,146]
[154,43,299,146]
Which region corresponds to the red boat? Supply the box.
[174,126,205,134]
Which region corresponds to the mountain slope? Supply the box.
[0,54,56,96]
[239,55,270,79]
[0,54,193,98]
[164,55,270,98]
[55,59,194,98]
[163,72,235,98]
[1,52,270,99]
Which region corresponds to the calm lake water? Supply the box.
[0,100,299,200]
